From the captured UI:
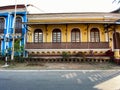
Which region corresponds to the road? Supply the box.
[0,70,120,90]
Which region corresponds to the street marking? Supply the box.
[77,79,82,84]
[61,73,77,79]
[97,74,102,78]
[65,74,70,79]
[93,77,98,81]
[94,74,99,77]
[82,71,86,74]
[72,73,77,77]
[88,77,95,82]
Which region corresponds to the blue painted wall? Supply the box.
[0,11,27,57]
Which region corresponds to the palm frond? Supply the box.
[112,0,120,3]
[118,0,120,3]
[112,0,116,3]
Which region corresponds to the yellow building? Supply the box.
[24,12,120,62]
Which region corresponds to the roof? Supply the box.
[0,4,26,13]
[0,4,26,10]
[24,12,120,25]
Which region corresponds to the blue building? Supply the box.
[0,4,27,57]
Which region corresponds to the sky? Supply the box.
[0,0,120,13]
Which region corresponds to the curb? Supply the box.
[0,70,120,72]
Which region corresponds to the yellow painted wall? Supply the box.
[28,25,46,42]
[47,24,66,42]
[114,50,120,58]
[27,24,108,43]
[67,24,87,42]
[88,24,105,42]
[27,23,120,58]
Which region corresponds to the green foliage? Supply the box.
[62,52,70,58]
[75,52,85,58]
[14,56,25,63]
[14,39,20,52]
[14,39,24,57]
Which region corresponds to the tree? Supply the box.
[113,0,120,3]
[14,39,24,57]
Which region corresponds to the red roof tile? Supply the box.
[0,4,26,10]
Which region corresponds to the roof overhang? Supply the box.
[23,21,116,25]
[0,4,26,13]
[23,13,120,25]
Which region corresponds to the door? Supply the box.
[113,32,120,49]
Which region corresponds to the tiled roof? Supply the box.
[0,4,26,10]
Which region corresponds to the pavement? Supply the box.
[0,62,120,70]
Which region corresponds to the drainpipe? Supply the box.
[66,24,67,49]
[87,24,90,49]
[45,24,48,43]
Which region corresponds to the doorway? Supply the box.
[113,32,120,49]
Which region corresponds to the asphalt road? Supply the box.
[0,70,120,90]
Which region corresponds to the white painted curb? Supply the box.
[0,70,120,72]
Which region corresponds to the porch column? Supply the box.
[113,29,120,64]
[86,24,90,49]
[45,24,48,42]
[65,24,68,49]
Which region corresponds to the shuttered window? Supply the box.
[52,29,61,42]
[15,17,22,33]
[0,18,5,33]
[71,28,80,42]
[34,29,43,43]
[90,28,100,42]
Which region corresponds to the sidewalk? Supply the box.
[94,75,120,90]
[0,62,120,70]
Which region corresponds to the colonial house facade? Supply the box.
[0,4,120,62]
[0,5,27,56]
[25,12,120,61]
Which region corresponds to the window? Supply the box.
[52,29,61,42]
[34,29,43,43]
[0,18,5,33]
[90,28,100,42]
[15,17,22,33]
[71,28,80,42]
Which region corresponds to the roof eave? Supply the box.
[23,21,116,25]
